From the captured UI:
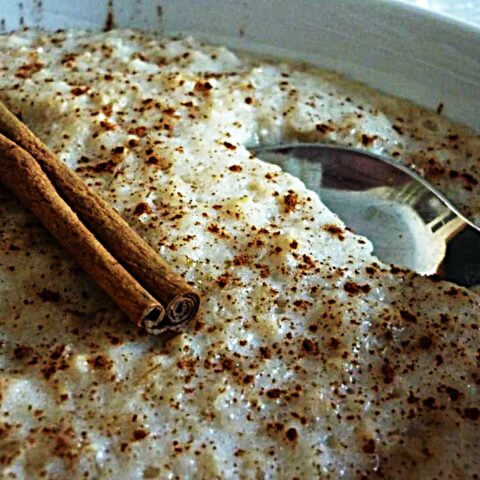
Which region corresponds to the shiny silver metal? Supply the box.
[253,143,480,287]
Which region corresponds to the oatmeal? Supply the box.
[0,30,478,479]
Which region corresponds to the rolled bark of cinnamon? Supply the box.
[0,100,200,326]
[0,133,168,334]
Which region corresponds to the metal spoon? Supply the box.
[253,143,480,287]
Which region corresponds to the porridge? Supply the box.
[0,30,478,479]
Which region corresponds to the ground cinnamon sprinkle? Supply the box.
[0,29,478,479]
[283,191,299,212]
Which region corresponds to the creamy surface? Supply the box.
[0,30,478,479]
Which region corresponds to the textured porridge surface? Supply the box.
[0,30,478,480]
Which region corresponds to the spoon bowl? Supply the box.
[253,143,480,287]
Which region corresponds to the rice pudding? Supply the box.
[0,30,478,479]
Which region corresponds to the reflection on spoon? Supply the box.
[320,188,444,274]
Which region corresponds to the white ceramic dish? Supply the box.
[1,0,480,132]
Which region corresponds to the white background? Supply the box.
[402,0,480,25]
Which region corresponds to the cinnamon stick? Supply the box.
[0,100,200,326]
[0,133,169,334]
